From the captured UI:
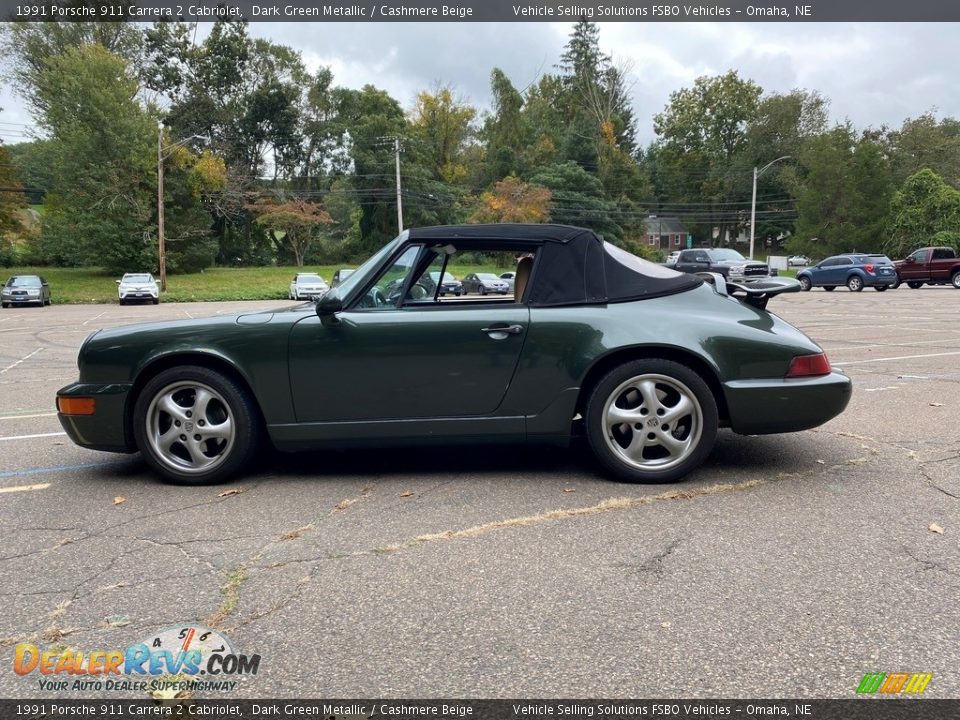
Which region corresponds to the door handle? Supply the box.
[481,324,524,337]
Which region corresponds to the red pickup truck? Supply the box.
[894,247,960,289]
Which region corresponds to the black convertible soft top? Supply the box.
[408,224,702,307]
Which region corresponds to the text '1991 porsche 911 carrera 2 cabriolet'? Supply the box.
[57,224,851,485]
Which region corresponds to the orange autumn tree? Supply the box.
[249,197,334,267]
[470,175,552,224]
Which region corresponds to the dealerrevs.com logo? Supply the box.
[13,624,260,693]
[857,672,933,694]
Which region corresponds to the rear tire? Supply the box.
[952,271,960,289]
[847,275,864,292]
[798,276,811,292]
[874,286,887,292]
[585,358,718,484]
[823,286,835,292]
[133,365,260,485]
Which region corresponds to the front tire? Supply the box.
[133,366,260,485]
[847,275,864,292]
[823,286,835,292]
[875,286,887,292]
[798,276,812,292]
[479,286,487,296]
[908,282,923,289]
[585,359,718,483]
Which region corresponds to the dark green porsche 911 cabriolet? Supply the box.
[57,224,851,485]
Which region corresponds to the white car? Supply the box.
[788,255,811,267]
[289,273,329,300]
[665,251,681,266]
[499,271,516,291]
[117,273,159,305]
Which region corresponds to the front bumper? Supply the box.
[3,294,41,304]
[119,290,159,300]
[56,382,135,453]
[723,371,852,435]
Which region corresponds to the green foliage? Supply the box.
[530,161,622,242]
[884,169,960,258]
[33,44,157,274]
[0,144,27,244]
[789,126,893,257]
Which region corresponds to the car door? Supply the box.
[288,246,530,422]
[902,249,928,282]
[674,250,709,273]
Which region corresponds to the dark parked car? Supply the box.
[796,254,897,292]
[331,269,355,287]
[429,271,463,296]
[2,275,50,307]
[673,248,771,282]
[462,272,510,295]
[57,224,850,486]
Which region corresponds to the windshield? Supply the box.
[122,274,153,283]
[430,272,456,282]
[706,249,746,262]
[476,273,500,281]
[297,275,324,283]
[7,276,41,287]
[333,236,403,299]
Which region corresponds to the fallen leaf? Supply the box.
[930,402,945,407]
[104,614,130,628]
[400,491,415,498]
[815,459,825,464]
[661,621,672,628]
[218,488,244,498]
[113,496,125,505]
[563,488,576,493]
[929,523,945,535]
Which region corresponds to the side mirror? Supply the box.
[905,256,915,264]
[316,294,342,322]
[115,280,121,284]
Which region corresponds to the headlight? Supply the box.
[27,289,40,296]
[729,266,745,276]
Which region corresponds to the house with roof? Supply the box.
[644,215,688,251]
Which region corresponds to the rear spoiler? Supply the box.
[698,272,801,310]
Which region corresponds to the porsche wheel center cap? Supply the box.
[184,421,194,432]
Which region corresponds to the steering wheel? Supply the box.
[360,287,387,308]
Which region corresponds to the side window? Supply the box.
[354,245,423,311]
[912,249,929,263]
[820,258,837,268]
[694,251,709,263]
[932,248,951,260]
[838,258,853,266]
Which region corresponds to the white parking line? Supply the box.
[0,412,58,421]
[0,432,66,442]
[0,347,43,375]
[0,482,50,494]
[834,350,960,366]
[82,311,106,326]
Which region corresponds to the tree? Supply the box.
[530,161,622,241]
[885,169,960,258]
[250,196,334,267]
[34,44,157,273]
[0,143,27,264]
[469,176,551,224]
[653,71,763,245]
[0,16,143,116]
[789,126,893,257]
[886,113,960,188]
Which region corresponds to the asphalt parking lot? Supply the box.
[0,289,958,699]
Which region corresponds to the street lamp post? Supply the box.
[157,123,210,292]
[749,155,791,260]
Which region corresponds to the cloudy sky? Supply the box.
[2,21,959,146]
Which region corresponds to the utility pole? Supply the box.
[750,155,791,260]
[157,122,166,291]
[394,137,403,234]
[157,126,210,293]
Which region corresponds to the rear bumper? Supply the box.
[723,371,852,435]
[56,382,135,453]
[864,274,897,287]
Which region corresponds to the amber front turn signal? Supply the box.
[57,396,96,415]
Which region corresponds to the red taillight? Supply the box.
[865,264,875,274]
[786,353,832,378]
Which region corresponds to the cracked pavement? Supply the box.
[0,291,958,698]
